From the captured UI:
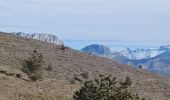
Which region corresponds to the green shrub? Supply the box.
[22,50,44,81]
[73,74,145,100]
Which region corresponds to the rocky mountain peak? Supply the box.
[82,44,112,57]
[13,32,64,45]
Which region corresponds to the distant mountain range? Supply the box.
[13,32,64,45]
[82,44,170,76]
[118,45,170,60]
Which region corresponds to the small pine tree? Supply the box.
[22,50,44,81]
[139,65,143,69]
[73,74,145,100]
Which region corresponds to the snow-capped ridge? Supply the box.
[82,44,170,60]
[119,47,166,60]
[159,45,170,51]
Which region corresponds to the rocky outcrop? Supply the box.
[13,32,64,45]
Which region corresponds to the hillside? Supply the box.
[0,32,170,100]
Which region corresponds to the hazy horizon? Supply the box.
[63,39,170,52]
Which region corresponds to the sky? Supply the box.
[0,0,170,41]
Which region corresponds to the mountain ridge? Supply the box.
[13,32,64,45]
[82,44,170,76]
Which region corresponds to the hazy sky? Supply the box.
[0,0,170,41]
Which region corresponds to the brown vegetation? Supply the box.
[0,32,170,100]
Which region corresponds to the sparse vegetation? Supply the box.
[139,65,143,69]
[69,79,76,84]
[73,75,145,100]
[80,72,89,79]
[22,50,44,81]
[60,45,66,50]
[46,63,53,71]
[1,32,170,100]
[16,74,22,78]
[74,77,83,83]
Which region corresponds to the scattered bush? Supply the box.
[69,79,76,84]
[80,72,89,79]
[16,74,22,78]
[60,45,66,50]
[46,63,53,71]
[22,50,44,81]
[74,77,83,83]
[73,74,145,100]
[60,45,70,51]
[139,65,143,69]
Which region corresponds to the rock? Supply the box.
[13,32,64,45]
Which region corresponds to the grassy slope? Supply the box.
[0,32,170,100]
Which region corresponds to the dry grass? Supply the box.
[0,32,170,100]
